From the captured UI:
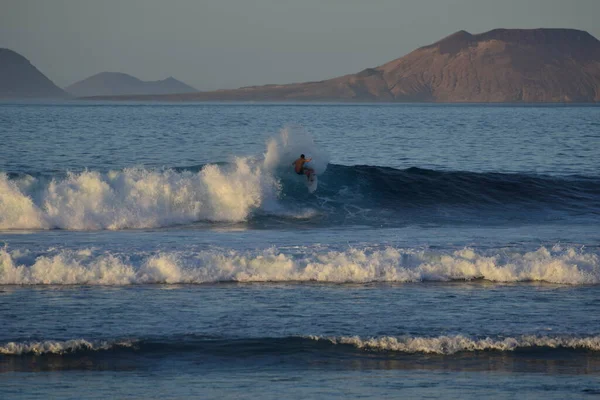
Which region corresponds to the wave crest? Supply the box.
[3,335,600,356]
[1,245,597,285]
[311,335,600,354]
[0,159,280,230]
[0,339,135,355]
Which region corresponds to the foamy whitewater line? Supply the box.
[3,335,600,356]
[310,335,600,354]
[0,339,136,355]
[0,159,280,230]
[0,245,598,285]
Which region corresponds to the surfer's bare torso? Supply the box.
[293,157,311,175]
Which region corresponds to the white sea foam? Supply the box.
[0,159,280,230]
[263,126,330,175]
[310,335,600,354]
[0,246,598,285]
[0,339,135,355]
[0,174,48,229]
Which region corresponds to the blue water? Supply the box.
[1,102,600,399]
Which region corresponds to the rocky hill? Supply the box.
[0,48,68,99]
[65,72,197,97]
[91,28,600,103]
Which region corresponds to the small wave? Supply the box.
[3,335,600,357]
[0,245,598,285]
[0,339,135,355]
[310,335,600,354]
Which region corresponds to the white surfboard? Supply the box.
[307,174,318,193]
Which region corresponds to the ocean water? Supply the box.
[1,102,600,399]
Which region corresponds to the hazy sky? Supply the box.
[1,0,599,90]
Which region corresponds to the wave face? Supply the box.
[2,335,600,356]
[1,245,598,285]
[321,165,600,210]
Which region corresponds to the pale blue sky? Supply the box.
[1,0,599,90]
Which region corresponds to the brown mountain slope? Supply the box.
[378,28,600,102]
[89,28,600,103]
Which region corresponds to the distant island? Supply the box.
[0,51,195,99]
[0,48,68,99]
[65,72,197,97]
[2,28,599,102]
[87,28,600,103]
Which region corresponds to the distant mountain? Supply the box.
[65,72,197,97]
[90,28,600,103]
[0,48,68,99]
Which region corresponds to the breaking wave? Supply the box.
[1,245,598,285]
[2,164,599,230]
[311,335,600,355]
[2,166,599,231]
[2,125,598,230]
[0,159,280,230]
[0,339,135,355]
[2,334,600,356]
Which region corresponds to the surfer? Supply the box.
[292,154,314,180]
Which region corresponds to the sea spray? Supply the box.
[263,126,330,175]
